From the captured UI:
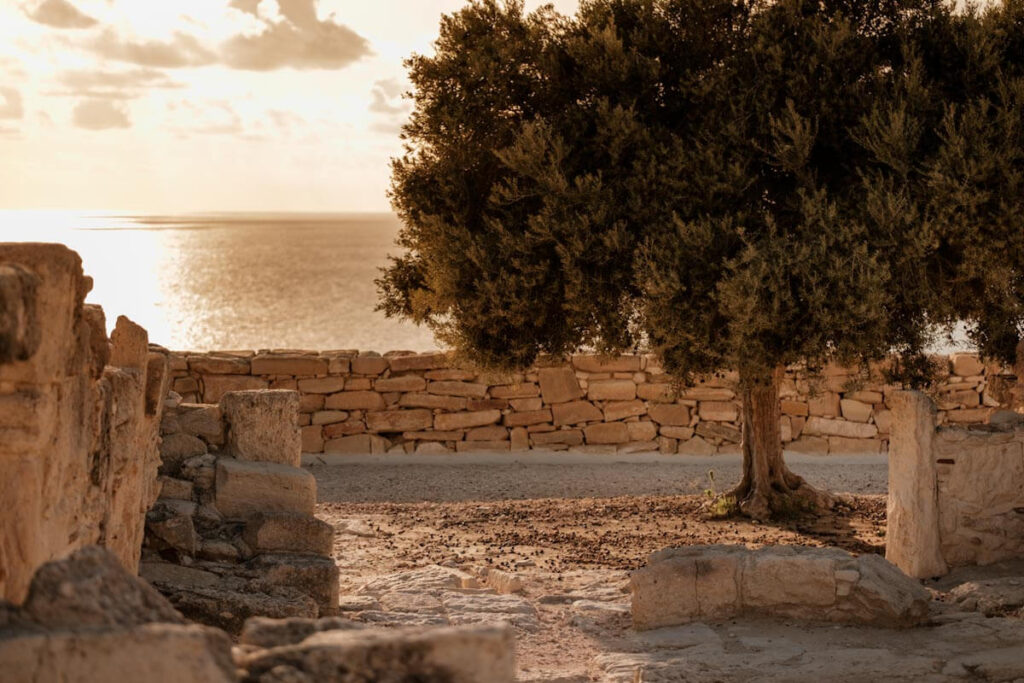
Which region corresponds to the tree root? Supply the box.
[727,470,835,522]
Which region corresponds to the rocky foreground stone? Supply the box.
[631,545,930,629]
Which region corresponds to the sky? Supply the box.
[0,0,579,213]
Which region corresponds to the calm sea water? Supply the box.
[0,211,439,352]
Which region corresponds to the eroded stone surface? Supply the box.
[631,545,929,629]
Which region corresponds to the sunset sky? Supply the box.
[0,0,578,213]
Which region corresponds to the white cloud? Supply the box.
[72,98,130,129]
[24,0,97,29]
[89,29,217,68]
[0,88,24,119]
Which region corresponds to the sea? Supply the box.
[0,211,439,352]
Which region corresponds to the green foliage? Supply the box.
[379,0,1024,382]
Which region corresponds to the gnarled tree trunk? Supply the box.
[728,365,833,520]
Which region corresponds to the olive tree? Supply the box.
[378,0,1024,518]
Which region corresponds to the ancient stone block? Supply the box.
[627,420,658,442]
[510,427,529,450]
[237,624,515,683]
[456,440,510,452]
[840,398,873,422]
[588,379,637,401]
[604,400,646,421]
[680,387,735,401]
[220,390,301,467]
[785,436,829,454]
[584,422,630,444]
[214,458,316,519]
[781,399,810,416]
[649,404,691,426]
[573,354,642,373]
[323,434,389,454]
[110,316,148,370]
[660,425,694,440]
[175,403,224,444]
[427,380,489,398]
[490,383,540,399]
[202,374,268,403]
[351,355,389,375]
[301,425,324,452]
[251,353,328,376]
[311,410,348,425]
[188,355,249,375]
[0,624,236,683]
[398,392,467,411]
[297,377,346,394]
[827,436,883,454]
[677,436,716,456]
[637,383,675,402]
[243,512,333,556]
[699,401,738,422]
[551,400,602,426]
[503,409,552,427]
[325,391,386,411]
[950,353,985,377]
[366,409,433,433]
[509,397,543,411]
[803,416,878,439]
[808,392,841,417]
[465,426,509,441]
[387,352,448,372]
[537,366,582,404]
[160,433,208,475]
[375,376,428,392]
[434,410,501,431]
[531,429,584,446]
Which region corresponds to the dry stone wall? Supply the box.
[166,349,1015,457]
[0,243,168,604]
[887,390,1024,578]
[145,389,337,634]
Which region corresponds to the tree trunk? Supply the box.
[727,365,833,520]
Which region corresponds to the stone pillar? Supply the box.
[220,390,302,466]
[886,390,948,578]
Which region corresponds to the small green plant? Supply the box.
[703,470,738,518]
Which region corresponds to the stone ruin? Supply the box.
[0,243,513,682]
[887,390,1024,579]
[143,388,338,633]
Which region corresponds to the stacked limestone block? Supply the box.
[0,243,168,604]
[143,388,338,634]
[166,349,1016,457]
[887,390,1024,579]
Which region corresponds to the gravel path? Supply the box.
[308,452,888,503]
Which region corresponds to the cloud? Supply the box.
[369,81,405,115]
[72,99,130,129]
[24,0,97,29]
[90,29,217,68]
[221,0,370,70]
[168,99,244,136]
[53,68,182,98]
[229,0,261,16]
[0,88,24,119]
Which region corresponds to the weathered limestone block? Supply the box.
[628,421,658,442]
[248,553,339,616]
[604,400,647,421]
[435,409,501,431]
[677,435,716,455]
[886,391,947,579]
[537,366,583,404]
[588,379,637,401]
[399,392,467,411]
[827,436,883,454]
[301,424,324,452]
[950,353,985,377]
[351,354,389,375]
[637,383,675,402]
[366,408,433,432]
[160,432,208,475]
[322,390,384,411]
[251,353,328,376]
[781,399,810,416]
[0,262,40,362]
[532,429,584,446]
[214,458,316,518]
[202,374,268,403]
[509,397,543,411]
[456,440,510,452]
[786,436,829,454]
[552,400,602,426]
[428,380,489,398]
[649,404,690,426]
[490,382,539,399]
[631,545,929,630]
[237,624,515,683]
[808,392,841,417]
[503,409,552,427]
[145,501,199,557]
[323,434,389,454]
[695,421,741,443]
[584,422,631,444]
[466,425,509,441]
[221,390,301,467]
[840,398,873,422]
[174,403,224,444]
[187,354,250,375]
[296,376,346,394]
[388,352,449,372]
[699,401,739,422]
[573,354,642,373]
[374,375,427,392]
[0,624,236,683]
[804,416,878,439]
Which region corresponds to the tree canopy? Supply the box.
[379,0,1023,385]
